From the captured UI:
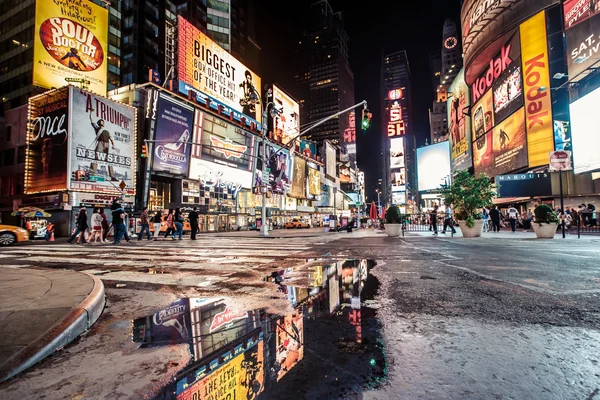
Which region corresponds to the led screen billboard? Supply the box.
[416,141,451,192]
[33,0,108,95]
[472,89,494,140]
[564,0,600,30]
[492,60,524,124]
[177,16,261,126]
[291,156,306,198]
[26,88,70,194]
[272,85,300,145]
[69,87,136,195]
[255,143,292,193]
[150,94,194,176]
[447,69,473,172]
[570,86,600,174]
[307,166,321,196]
[300,140,317,159]
[566,13,600,82]
[325,140,336,179]
[554,120,572,151]
[390,137,405,169]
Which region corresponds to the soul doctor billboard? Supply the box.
[69,87,136,195]
[33,0,108,95]
[177,16,262,128]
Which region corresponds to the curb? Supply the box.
[0,274,106,382]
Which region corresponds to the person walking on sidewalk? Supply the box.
[490,205,501,232]
[152,210,163,240]
[68,208,89,244]
[441,203,456,234]
[164,209,175,240]
[189,207,199,240]
[174,207,184,240]
[138,206,152,241]
[111,203,127,244]
[90,208,104,243]
[507,204,518,233]
[99,208,110,242]
[430,205,439,235]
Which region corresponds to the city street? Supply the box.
[0,230,599,399]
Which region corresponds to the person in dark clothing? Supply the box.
[138,206,152,240]
[153,210,163,240]
[99,207,110,242]
[188,207,199,240]
[174,207,184,240]
[430,205,439,235]
[489,205,501,232]
[68,208,89,244]
[111,203,128,244]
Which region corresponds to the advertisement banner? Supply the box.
[492,59,524,124]
[391,168,406,187]
[473,131,494,175]
[193,112,254,170]
[564,0,600,30]
[132,298,190,345]
[447,69,473,172]
[291,156,306,198]
[26,88,70,194]
[472,89,494,140]
[69,87,136,195]
[520,11,554,168]
[569,86,600,174]
[272,85,300,145]
[177,16,261,126]
[276,311,304,381]
[33,0,108,95]
[255,144,292,193]
[553,120,572,151]
[342,111,357,155]
[390,137,405,169]
[189,158,252,193]
[151,95,194,176]
[325,141,336,179]
[300,140,317,159]
[307,166,321,196]
[566,13,600,82]
[496,172,552,197]
[416,141,451,192]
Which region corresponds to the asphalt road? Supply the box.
[0,230,599,399]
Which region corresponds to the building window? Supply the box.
[5,126,11,142]
[17,146,26,164]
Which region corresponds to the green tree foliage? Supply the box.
[439,170,496,228]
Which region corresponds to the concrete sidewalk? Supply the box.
[0,267,105,382]
[408,227,600,240]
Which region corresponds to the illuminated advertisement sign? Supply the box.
[192,112,254,170]
[416,141,451,192]
[290,156,306,198]
[554,120,572,151]
[570,86,600,174]
[391,168,406,187]
[272,85,300,145]
[25,88,70,194]
[149,94,194,176]
[339,164,353,184]
[388,88,403,100]
[492,60,524,123]
[33,0,108,95]
[390,137,405,169]
[176,337,264,400]
[342,111,357,155]
[447,69,473,172]
[300,140,317,159]
[392,191,407,205]
[189,158,252,193]
[520,11,554,168]
[325,140,336,179]
[177,16,262,128]
[307,166,321,196]
[566,12,600,82]
[564,0,600,30]
[69,87,136,195]
[387,102,405,137]
[255,143,292,193]
[496,172,552,197]
[472,89,494,140]
[276,311,304,381]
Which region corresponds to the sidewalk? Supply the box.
[409,228,600,241]
[0,267,105,382]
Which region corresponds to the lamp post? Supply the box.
[376,189,381,217]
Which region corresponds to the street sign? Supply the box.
[119,181,127,190]
[261,170,270,183]
[549,151,572,172]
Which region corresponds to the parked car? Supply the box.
[0,225,30,246]
[284,219,310,229]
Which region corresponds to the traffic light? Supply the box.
[141,144,148,158]
[361,108,372,130]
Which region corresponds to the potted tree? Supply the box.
[532,204,559,239]
[384,205,403,237]
[439,170,495,238]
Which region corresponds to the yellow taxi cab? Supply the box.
[0,224,30,246]
[284,219,310,229]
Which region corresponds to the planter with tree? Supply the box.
[532,204,559,239]
[384,205,403,237]
[439,170,496,238]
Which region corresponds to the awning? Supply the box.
[492,197,532,205]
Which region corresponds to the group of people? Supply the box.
[67,201,129,244]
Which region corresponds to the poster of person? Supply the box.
[33,0,108,95]
[491,107,528,176]
[255,144,292,193]
[26,87,70,194]
[151,95,194,176]
[447,68,472,172]
[307,167,321,196]
[69,87,136,195]
[177,16,261,124]
[272,85,300,145]
[290,156,306,198]
[300,140,317,159]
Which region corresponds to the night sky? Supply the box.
[255,0,462,203]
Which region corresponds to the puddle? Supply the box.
[132,259,385,399]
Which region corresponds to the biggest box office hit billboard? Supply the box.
[470,11,555,177]
[33,0,109,95]
[177,16,262,129]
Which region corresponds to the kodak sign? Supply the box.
[520,11,554,168]
[472,44,513,103]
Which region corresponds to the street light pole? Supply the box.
[376,189,381,217]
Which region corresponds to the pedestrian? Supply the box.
[482,207,490,232]
[588,204,597,226]
[68,208,89,244]
[430,204,439,235]
[111,203,128,244]
[138,206,152,240]
[189,207,199,240]
[164,209,175,239]
[174,207,184,240]
[153,209,163,240]
[507,204,518,233]
[88,208,103,243]
[441,202,456,234]
[45,222,55,241]
[100,207,110,242]
[489,205,501,232]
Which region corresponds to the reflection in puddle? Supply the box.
[135,259,384,399]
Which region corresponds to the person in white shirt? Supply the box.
[441,202,456,234]
[507,205,518,233]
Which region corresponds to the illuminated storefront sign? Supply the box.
[387,103,405,137]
